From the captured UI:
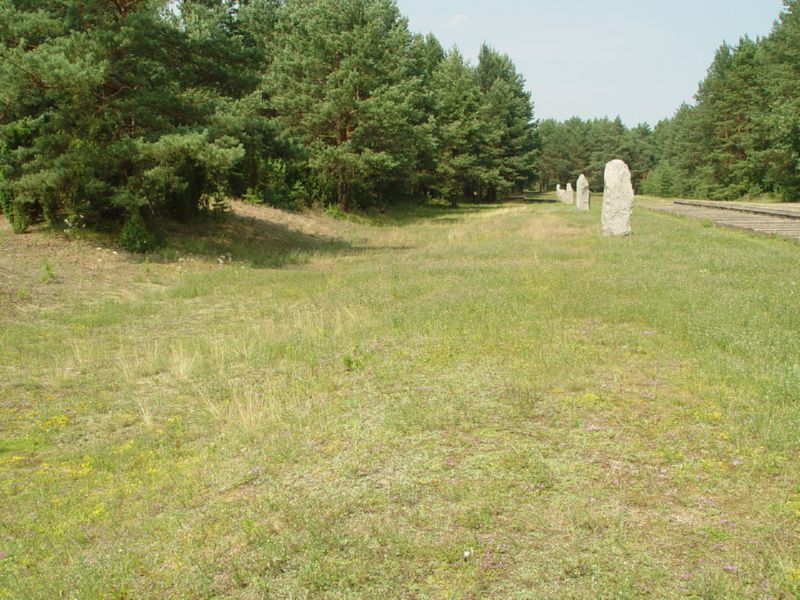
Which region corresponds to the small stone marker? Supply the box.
[576,174,590,211]
[601,160,634,236]
[566,183,575,205]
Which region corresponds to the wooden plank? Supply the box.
[749,228,800,233]
[716,221,798,226]
[719,222,800,229]
[637,200,800,242]
[674,199,800,220]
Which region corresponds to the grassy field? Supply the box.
[1,197,800,598]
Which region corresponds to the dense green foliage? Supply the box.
[0,0,276,233]
[6,0,797,231]
[541,1,800,201]
[644,2,800,201]
[118,212,158,253]
[0,0,539,234]
[267,0,433,208]
[537,117,656,193]
[428,45,536,203]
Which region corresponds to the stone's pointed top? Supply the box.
[601,159,633,236]
[576,174,591,211]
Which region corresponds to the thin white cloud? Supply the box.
[444,13,469,29]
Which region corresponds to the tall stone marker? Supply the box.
[601,160,633,236]
[566,182,575,205]
[556,184,563,202]
[576,174,591,211]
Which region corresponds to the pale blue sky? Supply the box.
[396,0,785,126]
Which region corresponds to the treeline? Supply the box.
[540,0,800,202]
[537,117,656,193]
[645,0,800,201]
[0,0,537,243]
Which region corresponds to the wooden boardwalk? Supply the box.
[639,199,800,241]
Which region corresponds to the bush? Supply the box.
[1,195,35,234]
[324,204,346,220]
[242,179,307,212]
[287,181,309,210]
[8,207,31,234]
[641,161,680,198]
[119,213,157,253]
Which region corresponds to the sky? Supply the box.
[395,0,785,126]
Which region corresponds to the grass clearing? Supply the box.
[1,197,799,598]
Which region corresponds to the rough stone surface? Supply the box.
[601,160,634,236]
[556,184,564,202]
[576,174,591,211]
[566,183,575,205]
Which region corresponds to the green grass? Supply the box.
[39,259,55,283]
[1,198,800,598]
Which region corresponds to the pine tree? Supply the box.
[266,0,430,209]
[761,0,800,199]
[538,116,645,193]
[643,1,800,201]
[475,44,538,199]
[429,49,491,204]
[618,123,657,193]
[0,0,262,234]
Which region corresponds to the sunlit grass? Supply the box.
[1,197,799,598]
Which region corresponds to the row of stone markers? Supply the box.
[555,159,633,236]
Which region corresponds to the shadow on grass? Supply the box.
[152,212,354,268]
[142,199,513,268]
[357,199,508,227]
[520,192,559,204]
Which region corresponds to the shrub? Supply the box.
[2,199,35,234]
[324,204,346,220]
[119,213,157,253]
[1,180,31,233]
[40,260,55,283]
[0,186,8,217]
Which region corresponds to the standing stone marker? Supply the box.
[566,182,575,205]
[576,174,591,211]
[601,160,634,236]
[556,184,564,202]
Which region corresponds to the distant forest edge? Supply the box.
[0,0,537,242]
[543,0,800,202]
[1,1,799,247]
